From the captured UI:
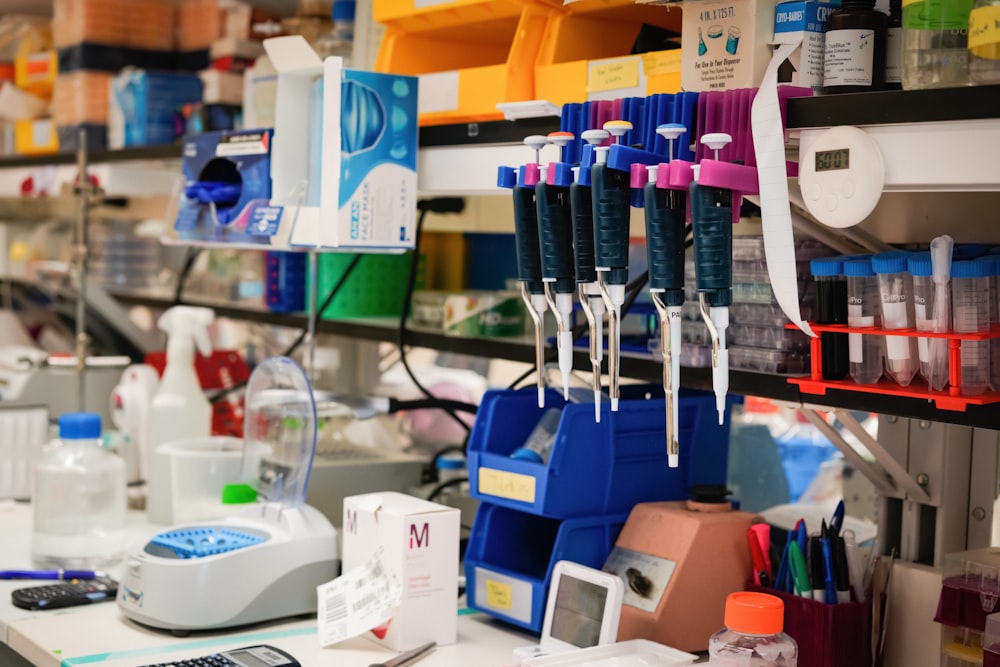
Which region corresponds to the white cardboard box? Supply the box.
[680,0,778,91]
[342,491,460,651]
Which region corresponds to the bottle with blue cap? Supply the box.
[872,251,918,386]
[908,252,949,391]
[32,413,127,569]
[952,259,992,395]
[845,257,884,385]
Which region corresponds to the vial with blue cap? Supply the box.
[908,252,949,391]
[32,413,127,569]
[845,257,884,385]
[952,259,992,395]
[872,251,917,387]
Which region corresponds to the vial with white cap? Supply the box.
[845,257,884,385]
[951,259,992,395]
[872,251,917,386]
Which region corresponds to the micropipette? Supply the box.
[572,128,610,421]
[644,123,688,467]
[691,133,733,425]
[592,120,633,412]
[536,131,577,400]
[498,135,549,408]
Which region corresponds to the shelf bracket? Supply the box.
[834,409,932,503]
[799,406,897,497]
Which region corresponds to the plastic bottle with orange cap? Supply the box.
[708,592,798,665]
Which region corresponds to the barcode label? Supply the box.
[352,592,379,613]
[325,593,347,623]
[316,547,402,648]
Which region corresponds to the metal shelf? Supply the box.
[0,145,183,170]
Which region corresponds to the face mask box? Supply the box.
[680,0,778,91]
[773,1,838,92]
[264,36,419,252]
[342,492,460,650]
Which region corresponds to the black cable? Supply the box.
[397,203,472,434]
[426,477,468,504]
[208,254,364,405]
[390,397,479,414]
[173,248,202,305]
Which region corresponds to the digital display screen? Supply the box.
[815,148,850,172]
[227,650,287,667]
[549,576,608,648]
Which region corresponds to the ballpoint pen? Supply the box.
[690,133,734,424]
[833,534,851,603]
[499,136,550,408]
[0,569,105,580]
[821,520,837,605]
[535,131,577,400]
[369,641,436,667]
[571,129,610,421]
[643,123,689,467]
[830,499,845,537]
[788,541,812,599]
[592,120,633,412]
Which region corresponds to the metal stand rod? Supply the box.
[74,128,91,412]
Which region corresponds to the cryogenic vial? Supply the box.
[908,253,950,391]
[872,251,918,386]
[32,413,126,569]
[811,257,849,380]
[509,408,562,464]
[901,0,974,89]
[845,257,884,385]
[969,0,1000,84]
[952,260,992,395]
[972,255,1000,390]
[709,592,797,666]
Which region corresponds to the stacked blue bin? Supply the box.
[464,385,733,632]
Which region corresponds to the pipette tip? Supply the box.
[611,397,619,412]
[594,392,601,423]
[716,405,725,425]
[537,386,545,409]
[563,381,570,401]
[668,453,679,468]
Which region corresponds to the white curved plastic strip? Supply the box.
[751,41,815,338]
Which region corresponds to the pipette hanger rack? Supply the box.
[787,322,1000,411]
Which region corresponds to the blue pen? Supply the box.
[821,520,837,604]
[0,569,103,580]
[774,533,792,593]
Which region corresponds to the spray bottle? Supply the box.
[145,306,215,523]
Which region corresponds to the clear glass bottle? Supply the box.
[901,0,975,89]
[969,0,1000,83]
[32,413,127,569]
[709,592,798,666]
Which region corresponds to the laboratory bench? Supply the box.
[0,501,537,667]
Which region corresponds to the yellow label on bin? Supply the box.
[485,580,513,610]
[588,58,640,93]
[478,468,536,503]
[641,50,683,77]
[969,7,1000,51]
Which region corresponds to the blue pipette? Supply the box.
[535,132,577,400]
[572,129,609,421]
[691,133,733,424]
[644,123,688,466]
[592,120,633,412]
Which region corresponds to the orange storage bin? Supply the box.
[535,0,683,106]
[374,0,556,125]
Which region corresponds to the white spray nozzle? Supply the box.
[546,131,574,149]
[656,123,687,161]
[930,235,954,285]
[523,134,549,165]
[158,305,215,357]
[700,132,732,161]
[603,120,633,145]
[581,129,609,146]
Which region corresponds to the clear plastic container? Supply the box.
[872,251,918,386]
[969,0,1000,84]
[951,259,992,395]
[709,591,798,666]
[312,0,354,63]
[31,413,127,570]
[901,0,974,89]
[908,252,950,391]
[845,257,884,385]
[972,255,1000,391]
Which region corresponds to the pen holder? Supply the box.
[746,582,872,667]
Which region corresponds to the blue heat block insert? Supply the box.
[151,527,265,559]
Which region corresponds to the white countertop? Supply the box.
[0,500,536,667]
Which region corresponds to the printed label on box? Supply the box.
[478,468,536,503]
[823,29,876,87]
[248,205,283,236]
[215,130,270,157]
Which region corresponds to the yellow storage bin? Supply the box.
[14,51,57,99]
[14,119,58,155]
[374,0,554,125]
[534,0,683,106]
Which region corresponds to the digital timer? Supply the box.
[799,126,885,229]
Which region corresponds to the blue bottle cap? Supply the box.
[871,251,911,275]
[952,259,991,279]
[436,453,466,471]
[510,448,544,463]
[954,243,988,260]
[332,0,355,20]
[973,255,1000,275]
[843,257,875,277]
[59,412,102,440]
[906,252,933,277]
[810,257,844,277]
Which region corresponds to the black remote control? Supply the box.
[11,576,118,610]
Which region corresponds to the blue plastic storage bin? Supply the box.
[265,251,307,313]
[464,502,627,632]
[468,385,732,519]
